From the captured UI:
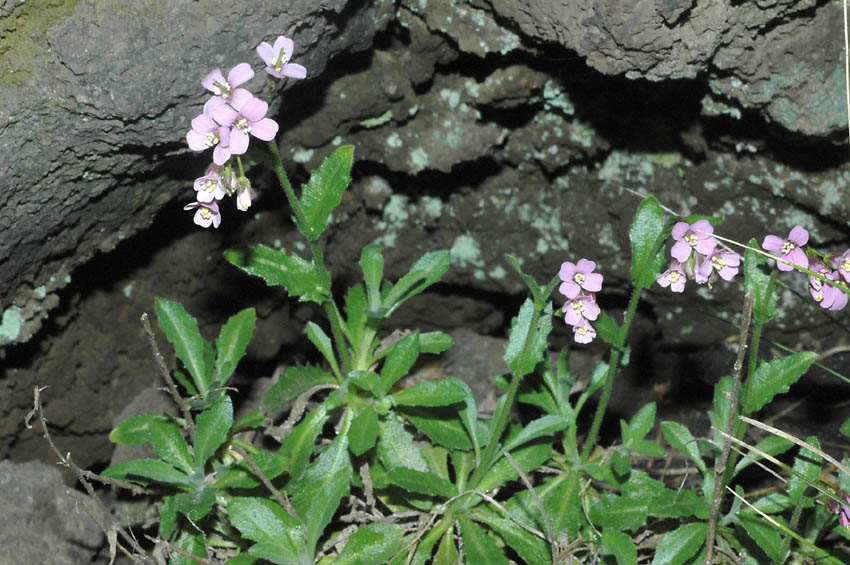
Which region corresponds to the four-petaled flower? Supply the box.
[671,220,718,263]
[657,261,686,293]
[762,226,809,272]
[558,259,603,300]
[194,164,226,203]
[211,89,279,155]
[700,248,741,283]
[563,293,600,326]
[201,63,254,102]
[257,36,307,80]
[186,98,232,166]
[809,260,848,312]
[184,200,221,229]
[572,318,597,344]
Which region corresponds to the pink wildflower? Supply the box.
[827,490,850,528]
[810,261,848,311]
[563,293,600,327]
[201,63,254,103]
[572,318,596,344]
[256,36,307,80]
[670,220,718,263]
[830,248,850,283]
[657,261,687,293]
[558,259,603,300]
[193,164,226,203]
[186,98,232,165]
[211,90,279,155]
[762,226,809,272]
[700,249,741,283]
[184,200,221,229]
[235,177,254,211]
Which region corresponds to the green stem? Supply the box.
[467,304,542,489]
[267,140,306,226]
[580,285,643,461]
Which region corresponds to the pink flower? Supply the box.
[827,490,850,528]
[563,293,600,326]
[184,200,221,229]
[810,261,848,311]
[235,177,254,211]
[212,90,279,155]
[700,249,741,282]
[186,98,232,165]
[572,318,596,344]
[194,164,225,203]
[657,261,687,293]
[256,36,307,80]
[670,220,718,263]
[762,226,809,272]
[558,259,603,300]
[830,248,850,283]
[201,63,254,102]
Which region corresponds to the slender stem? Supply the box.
[704,290,754,565]
[267,139,306,226]
[580,285,642,461]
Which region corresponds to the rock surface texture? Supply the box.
[1,0,848,485]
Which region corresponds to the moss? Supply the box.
[360,109,393,128]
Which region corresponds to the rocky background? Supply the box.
[2,1,850,558]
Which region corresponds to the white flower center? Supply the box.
[573,273,585,285]
[205,132,219,147]
[213,79,232,100]
[236,117,251,133]
[200,207,212,220]
[711,255,725,269]
[272,49,290,72]
[570,301,584,313]
[842,259,850,272]
[781,241,795,254]
[669,271,681,283]
[685,232,699,247]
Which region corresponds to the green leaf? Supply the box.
[478,440,551,493]
[709,376,733,447]
[625,402,656,445]
[155,297,214,394]
[651,522,706,565]
[787,436,822,504]
[101,459,192,489]
[594,311,621,347]
[738,513,785,563]
[214,308,256,387]
[297,145,354,241]
[458,517,508,564]
[335,523,404,565]
[175,484,217,521]
[744,238,778,323]
[629,195,668,289]
[383,466,455,497]
[391,378,468,407]
[194,395,232,469]
[349,405,379,456]
[587,494,648,532]
[159,494,178,539]
[742,351,817,414]
[281,404,330,480]
[621,472,709,520]
[500,415,569,455]
[505,253,549,308]
[661,421,706,474]
[109,412,194,474]
[306,321,340,379]
[471,508,550,564]
[227,497,309,565]
[360,244,384,311]
[291,433,352,555]
[504,298,550,377]
[419,331,454,354]
[733,436,793,478]
[262,365,337,413]
[602,528,637,565]
[433,527,459,565]
[378,332,420,397]
[344,284,368,347]
[214,451,290,489]
[382,251,451,314]
[348,370,382,397]
[170,530,208,565]
[377,415,429,472]
[400,406,473,450]
[224,244,328,304]
[841,416,850,438]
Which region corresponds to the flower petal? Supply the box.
[249,117,279,141]
[228,62,255,87]
[240,97,269,122]
[761,235,784,252]
[187,130,209,151]
[256,41,274,65]
[671,221,689,240]
[212,104,239,127]
[583,273,603,292]
[558,261,576,282]
[788,225,809,246]
[213,144,230,165]
[558,281,580,300]
[229,129,250,154]
[576,258,596,274]
[283,63,307,79]
[201,68,225,92]
[671,240,691,263]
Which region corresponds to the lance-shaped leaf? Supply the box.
[155,297,214,394]
[296,145,354,241]
[335,523,404,565]
[262,365,336,413]
[382,251,450,314]
[306,321,340,380]
[629,195,668,289]
[194,395,232,470]
[378,331,420,397]
[458,517,508,564]
[504,299,552,377]
[650,522,706,565]
[360,244,384,311]
[744,238,778,324]
[400,406,473,451]
[500,414,569,456]
[214,308,255,387]
[349,405,379,456]
[101,459,192,489]
[742,351,817,414]
[602,529,637,565]
[224,244,328,304]
[661,421,706,474]
[391,378,468,407]
[109,412,194,474]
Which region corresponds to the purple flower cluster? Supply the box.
[558,259,603,344]
[657,220,741,292]
[762,226,849,312]
[183,36,306,228]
